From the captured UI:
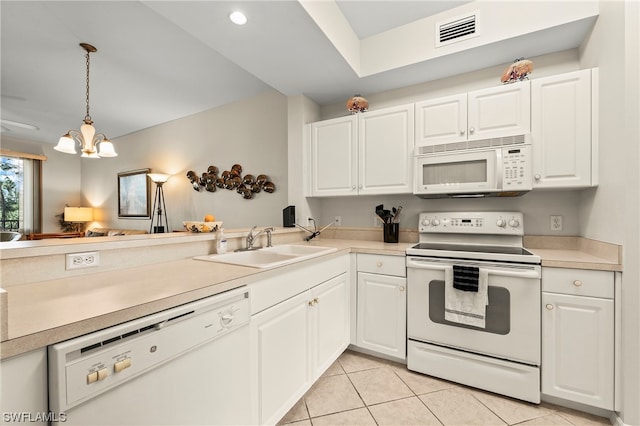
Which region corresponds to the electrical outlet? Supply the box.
[550,215,563,231]
[373,213,382,227]
[334,216,342,226]
[66,251,100,270]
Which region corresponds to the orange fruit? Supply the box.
[203,214,215,222]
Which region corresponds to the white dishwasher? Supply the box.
[49,286,251,425]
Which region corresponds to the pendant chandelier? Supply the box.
[54,43,117,158]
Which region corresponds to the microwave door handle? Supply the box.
[495,148,503,190]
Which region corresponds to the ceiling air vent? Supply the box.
[436,11,479,48]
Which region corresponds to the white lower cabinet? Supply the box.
[541,267,614,410]
[249,258,349,425]
[0,349,48,425]
[355,254,407,360]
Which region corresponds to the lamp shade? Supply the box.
[148,173,170,184]
[64,207,93,222]
[54,134,78,154]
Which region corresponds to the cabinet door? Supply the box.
[542,292,614,409]
[467,81,531,140]
[357,272,407,360]
[415,94,467,147]
[250,290,311,425]
[0,349,48,425]
[358,104,414,195]
[311,273,350,379]
[531,69,593,188]
[310,115,358,196]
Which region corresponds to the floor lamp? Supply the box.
[148,174,170,233]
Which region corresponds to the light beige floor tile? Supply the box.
[322,359,346,377]
[555,407,613,425]
[470,389,553,424]
[420,388,507,425]
[392,365,459,395]
[278,397,309,424]
[311,407,377,426]
[368,396,443,426]
[280,420,312,426]
[348,367,414,405]
[519,413,574,425]
[304,374,364,418]
[338,350,392,373]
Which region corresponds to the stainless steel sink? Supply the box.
[194,244,337,268]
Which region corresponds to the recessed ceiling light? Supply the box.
[229,11,247,25]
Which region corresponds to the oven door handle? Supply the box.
[407,261,540,279]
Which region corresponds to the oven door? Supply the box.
[413,149,499,196]
[406,256,540,365]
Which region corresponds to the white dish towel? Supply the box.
[444,266,489,328]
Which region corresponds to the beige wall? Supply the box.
[79,90,289,232]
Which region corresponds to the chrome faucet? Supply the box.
[246,226,274,249]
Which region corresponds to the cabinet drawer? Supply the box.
[357,254,406,277]
[542,267,613,299]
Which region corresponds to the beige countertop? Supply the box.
[0,238,411,360]
[0,233,620,360]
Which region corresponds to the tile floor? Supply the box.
[278,350,612,426]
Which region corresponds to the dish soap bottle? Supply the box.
[217,229,227,254]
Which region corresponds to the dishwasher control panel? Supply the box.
[49,287,250,412]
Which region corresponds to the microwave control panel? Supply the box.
[501,146,532,190]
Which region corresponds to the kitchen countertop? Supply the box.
[0,238,410,360]
[0,234,619,360]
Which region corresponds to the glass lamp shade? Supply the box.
[80,122,97,154]
[64,207,93,222]
[54,134,78,154]
[148,173,170,184]
[98,139,118,157]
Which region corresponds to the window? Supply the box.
[0,152,42,233]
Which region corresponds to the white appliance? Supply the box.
[406,211,542,403]
[49,287,251,425]
[413,136,532,198]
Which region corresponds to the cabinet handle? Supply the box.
[358,184,363,189]
[376,261,383,268]
[308,299,314,306]
[573,280,583,287]
[399,286,405,292]
[460,130,465,135]
[534,174,541,180]
[469,127,475,134]
[546,304,554,310]
[351,186,356,190]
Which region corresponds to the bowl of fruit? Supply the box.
[183,215,222,233]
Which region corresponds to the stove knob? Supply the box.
[432,219,441,226]
[421,219,431,226]
[508,219,520,228]
[496,219,506,228]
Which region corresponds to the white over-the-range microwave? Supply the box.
[413,135,532,198]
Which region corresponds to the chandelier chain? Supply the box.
[84,50,91,122]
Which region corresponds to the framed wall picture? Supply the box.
[118,169,151,218]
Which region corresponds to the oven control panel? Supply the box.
[418,211,524,235]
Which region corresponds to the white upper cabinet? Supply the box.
[415,93,467,146]
[310,104,414,197]
[310,115,358,197]
[531,69,597,188]
[358,104,414,195]
[415,81,530,148]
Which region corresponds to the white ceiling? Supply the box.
[1,1,594,146]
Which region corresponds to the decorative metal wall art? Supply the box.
[186,164,275,200]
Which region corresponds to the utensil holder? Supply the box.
[383,223,399,243]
